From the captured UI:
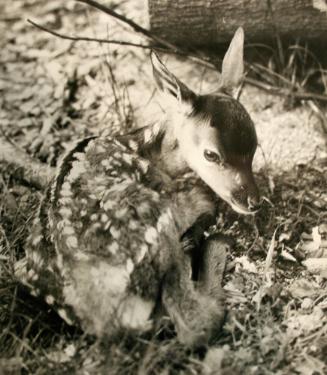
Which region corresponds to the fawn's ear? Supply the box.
[151,51,196,112]
[219,27,244,97]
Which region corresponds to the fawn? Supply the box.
[17,27,260,347]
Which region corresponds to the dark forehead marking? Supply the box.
[191,95,257,160]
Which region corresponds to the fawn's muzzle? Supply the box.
[230,169,261,214]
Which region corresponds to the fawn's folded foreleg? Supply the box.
[161,233,228,347]
[197,233,230,298]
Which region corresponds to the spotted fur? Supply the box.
[22,135,219,338]
[18,27,259,346]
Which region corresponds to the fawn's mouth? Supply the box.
[229,199,258,215]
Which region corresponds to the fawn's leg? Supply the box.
[161,236,228,347]
[197,233,230,299]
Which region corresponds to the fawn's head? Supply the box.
[151,28,260,214]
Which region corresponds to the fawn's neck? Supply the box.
[118,118,189,178]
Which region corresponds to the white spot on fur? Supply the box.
[58,308,74,325]
[101,213,109,223]
[144,129,152,143]
[137,159,149,174]
[136,244,148,263]
[56,218,71,231]
[126,258,134,273]
[56,253,64,269]
[59,207,72,218]
[33,217,40,226]
[129,220,139,230]
[58,197,72,206]
[101,159,111,168]
[110,226,121,239]
[103,199,115,211]
[60,189,73,198]
[32,235,43,246]
[104,221,111,230]
[113,139,126,150]
[67,161,86,182]
[66,236,78,248]
[92,223,101,231]
[95,145,106,154]
[137,202,150,216]
[157,209,173,232]
[234,173,241,184]
[122,154,133,165]
[48,216,54,229]
[31,251,44,268]
[46,265,54,272]
[90,214,98,221]
[73,152,85,161]
[74,252,90,261]
[61,181,71,190]
[80,209,87,217]
[107,242,119,255]
[30,288,40,297]
[144,227,158,245]
[63,226,75,235]
[27,269,36,279]
[115,207,128,219]
[45,295,55,304]
[152,122,161,136]
[128,140,138,151]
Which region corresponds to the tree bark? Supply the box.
[148,0,327,47]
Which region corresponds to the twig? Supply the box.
[245,76,327,102]
[76,0,179,52]
[27,19,153,50]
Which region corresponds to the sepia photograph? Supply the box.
[0,1,326,374]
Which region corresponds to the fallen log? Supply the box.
[149,0,327,47]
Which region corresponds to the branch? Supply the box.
[76,0,179,52]
[245,77,327,103]
[0,138,54,190]
[27,19,154,50]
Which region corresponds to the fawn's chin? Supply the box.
[229,200,256,215]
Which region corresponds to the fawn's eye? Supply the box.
[204,149,220,163]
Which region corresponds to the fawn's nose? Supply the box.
[247,196,262,212]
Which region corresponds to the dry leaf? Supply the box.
[302,258,327,277]
[294,353,326,375]
[288,279,319,299]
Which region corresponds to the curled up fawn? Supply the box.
[16,27,260,347]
